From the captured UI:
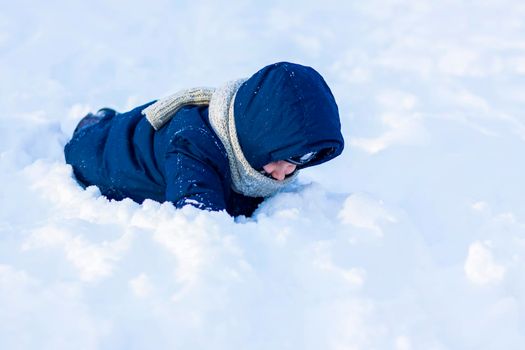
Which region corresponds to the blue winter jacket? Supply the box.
[64,62,344,217]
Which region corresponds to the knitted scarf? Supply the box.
[142,79,298,197]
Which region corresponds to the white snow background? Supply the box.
[1,0,525,349]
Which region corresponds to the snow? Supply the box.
[464,241,506,285]
[1,0,525,349]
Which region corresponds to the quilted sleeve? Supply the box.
[163,127,229,212]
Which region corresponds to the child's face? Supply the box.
[262,161,297,181]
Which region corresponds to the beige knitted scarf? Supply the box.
[142,79,298,197]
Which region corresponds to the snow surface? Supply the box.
[1,0,525,349]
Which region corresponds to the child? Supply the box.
[64,62,344,217]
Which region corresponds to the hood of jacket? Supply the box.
[233,62,344,171]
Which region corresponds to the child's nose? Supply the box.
[271,162,296,181]
[272,169,286,181]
